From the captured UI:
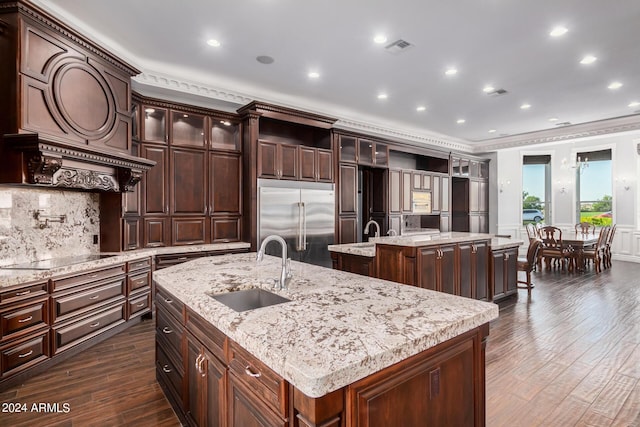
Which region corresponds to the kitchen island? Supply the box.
[153,252,498,426]
[329,233,523,302]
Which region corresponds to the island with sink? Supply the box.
[153,252,499,427]
[328,232,524,302]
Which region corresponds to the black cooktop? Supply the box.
[1,254,116,270]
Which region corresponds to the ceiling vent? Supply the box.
[486,88,508,96]
[385,39,413,54]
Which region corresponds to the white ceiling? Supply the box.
[35,0,640,149]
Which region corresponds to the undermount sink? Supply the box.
[210,288,291,312]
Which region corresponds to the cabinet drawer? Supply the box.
[1,298,48,342]
[52,278,126,323]
[128,271,151,295]
[51,264,126,292]
[127,257,152,273]
[155,252,206,269]
[155,286,184,322]
[1,331,49,377]
[156,308,184,357]
[156,342,184,403]
[0,282,48,305]
[128,292,151,319]
[228,341,287,417]
[52,303,125,354]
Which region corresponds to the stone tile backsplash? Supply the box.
[0,186,100,267]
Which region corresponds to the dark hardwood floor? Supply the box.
[1,261,639,426]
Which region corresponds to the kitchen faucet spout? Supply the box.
[256,235,292,290]
[363,220,380,238]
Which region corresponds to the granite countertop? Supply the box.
[0,242,251,288]
[153,253,499,398]
[328,232,523,257]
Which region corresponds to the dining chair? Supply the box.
[604,224,617,268]
[582,225,609,273]
[525,223,538,242]
[517,239,542,294]
[538,226,572,271]
[575,222,595,234]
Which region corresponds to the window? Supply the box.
[522,155,550,225]
[576,149,612,225]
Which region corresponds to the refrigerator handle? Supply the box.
[296,202,304,251]
[302,201,307,250]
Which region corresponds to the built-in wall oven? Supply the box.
[411,191,432,214]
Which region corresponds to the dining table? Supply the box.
[562,232,599,272]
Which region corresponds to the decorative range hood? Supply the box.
[0,0,155,192]
[1,133,155,192]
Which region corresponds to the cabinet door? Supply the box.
[204,348,227,427]
[141,144,169,215]
[441,176,450,213]
[186,334,226,427]
[279,143,298,180]
[389,215,401,236]
[458,243,473,298]
[143,217,169,247]
[171,112,205,147]
[358,139,374,165]
[418,247,438,291]
[228,373,286,427]
[143,107,167,143]
[210,152,241,214]
[388,169,402,214]
[339,216,358,244]
[339,164,357,215]
[402,171,412,213]
[374,143,388,167]
[172,217,206,245]
[413,172,422,190]
[474,242,489,301]
[440,215,450,232]
[123,218,140,251]
[170,147,207,215]
[211,217,241,243]
[505,248,518,295]
[338,135,357,163]
[432,175,441,212]
[299,146,317,181]
[490,250,506,300]
[257,140,278,179]
[317,149,333,182]
[422,173,431,190]
[470,180,480,213]
[440,244,457,295]
[123,142,141,215]
[478,181,488,212]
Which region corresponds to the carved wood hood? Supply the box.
[0,0,155,192]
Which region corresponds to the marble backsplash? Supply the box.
[0,186,100,267]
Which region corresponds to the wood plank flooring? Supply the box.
[1,261,640,426]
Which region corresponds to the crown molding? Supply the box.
[478,114,640,152]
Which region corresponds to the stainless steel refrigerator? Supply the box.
[258,179,335,268]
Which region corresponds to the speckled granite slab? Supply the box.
[0,242,250,288]
[490,237,524,250]
[153,253,499,398]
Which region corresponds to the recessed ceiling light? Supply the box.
[608,81,623,90]
[456,119,465,124]
[256,55,275,64]
[548,117,559,122]
[144,108,155,113]
[520,103,531,110]
[374,34,388,44]
[445,67,458,76]
[482,85,495,93]
[580,55,597,65]
[549,26,568,37]
[377,93,388,100]
[206,39,221,47]
[308,71,320,79]
[488,129,497,133]
[628,101,640,108]
[416,106,426,112]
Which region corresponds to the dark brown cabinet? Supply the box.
[418,244,457,294]
[458,242,489,300]
[209,152,242,214]
[388,169,402,215]
[142,144,170,216]
[186,333,227,427]
[490,247,518,301]
[339,163,358,244]
[171,112,206,148]
[299,147,333,182]
[258,140,298,180]
[330,252,374,277]
[170,148,207,215]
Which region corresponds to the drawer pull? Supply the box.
[90,274,98,278]
[177,257,188,261]
[136,302,145,308]
[18,350,34,358]
[89,322,101,328]
[164,298,173,304]
[15,290,31,296]
[89,295,100,300]
[162,364,172,373]
[18,315,34,323]
[244,365,262,378]
[162,326,172,334]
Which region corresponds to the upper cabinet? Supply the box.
[171,112,205,147]
[338,134,388,168]
[143,107,168,144]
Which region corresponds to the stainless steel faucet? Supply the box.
[363,220,380,238]
[387,229,397,236]
[256,235,292,290]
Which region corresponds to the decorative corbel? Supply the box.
[117,167,143,192]
[27,154,62,184]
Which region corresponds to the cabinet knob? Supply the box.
[162,326,172,334]
[244,365,262,378]
[162,365,172,373]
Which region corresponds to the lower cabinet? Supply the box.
[186,333,226,427]
[330,253,374,277]
[458,241,489,300]
[417,244,456,294]
[228,373,287,427]
[490,247,518,301]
